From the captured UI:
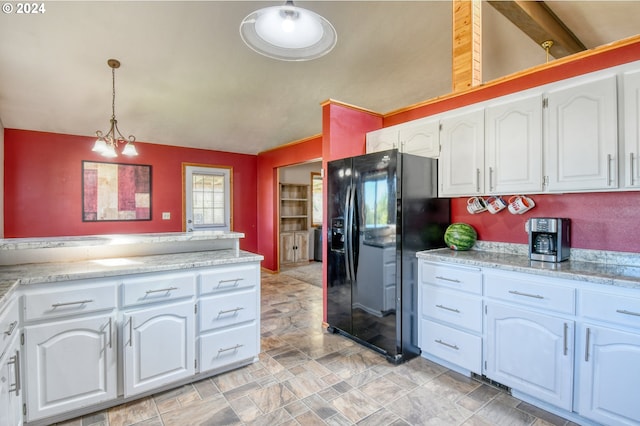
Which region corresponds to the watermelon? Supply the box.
[444,223,477,251]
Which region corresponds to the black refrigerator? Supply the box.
[326,149,450,364]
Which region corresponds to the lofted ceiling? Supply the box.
[0,1,639,155]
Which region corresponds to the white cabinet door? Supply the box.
[484,303,574,411]
[622,69,640,188]
[24,314,117,422]
[0,337,22,426]
[399,117,440,158]
[123,300,195,397]
[577,324,640,426]
[545,75,618,192]
[439,108,485,196]
[366,127,398,153]
[485,94,543,194]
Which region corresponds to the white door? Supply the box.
[24,315,117,422]
[124,300,195,397]
[545,75,618,191]
[184,165,231,232]
[366,126,398,153]
[485,94,543,194]
[623,69,640,188]
[577,324,640,426]
[0,343,21,426]
[484,303,574,411]
[439,108,485,196]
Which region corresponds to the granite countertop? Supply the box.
[417,247,640,289]
[0,249,263,308]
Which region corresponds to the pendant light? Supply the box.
[239,1,337,61]
[92,59,138,157]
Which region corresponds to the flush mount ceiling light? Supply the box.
[92,59,138,157]
[239,0,337,61]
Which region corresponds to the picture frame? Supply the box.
[82,160,152,222]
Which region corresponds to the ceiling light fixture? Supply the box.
[239,0,337,61]
[92,59,138,157]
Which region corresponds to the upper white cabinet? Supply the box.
[544,75,619,192]
[366,126,398,153]
[398,116,440,158]
[485,94,544,194]
[366,116,440,158]
[439,108,485,196]
[622,69,640,188]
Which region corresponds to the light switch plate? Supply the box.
[162,212,171,220]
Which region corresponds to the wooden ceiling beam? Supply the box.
[488,0,586,58]
[452,0,482,92]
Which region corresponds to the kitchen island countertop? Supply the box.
[417,247,640,289]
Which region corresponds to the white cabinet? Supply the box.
[22,280,118,422]
[120,271,196,397]
[366,126,398,153]
[24,314,117,421]
[485,93,543,194]
[438,108,485,196]
[198,263,260,374]
[365,116,440,158]
[483,270,575,411]
[484,302,574,411]
[0,298,21,426]
[544,75,618,192]
[418,261,483,374]
[576,289,640,425]
[622,69,640,188]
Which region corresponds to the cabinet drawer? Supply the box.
[420,319,482,373]
[121,272,195,308]
[24,282,117,321]
[198,322,258,373]
[421,285,482,333]
[199,289,257,333]
[580,289,640,329]
[199,264,258,296]
[484,271,575,314]
[420,261,482,295]
[0,299,19,356]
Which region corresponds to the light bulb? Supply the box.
[282,15,295,32]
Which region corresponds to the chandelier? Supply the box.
[92,59,138,157]
[240,0,337,61]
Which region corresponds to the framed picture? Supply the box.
[82,161,152,221]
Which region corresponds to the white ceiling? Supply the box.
[1,1,639,155]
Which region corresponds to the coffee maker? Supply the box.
[528,218,570,262]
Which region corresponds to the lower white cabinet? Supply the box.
[576,324,640,425]
[0,298,22,426]
[484,302,574,411]
[123,300,195,397]
[24,314,118,422]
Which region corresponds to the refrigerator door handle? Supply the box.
[344,184,353,282]
[346,184,357,283]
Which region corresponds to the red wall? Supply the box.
[256,136,323,271]
[4,129,258,252]
[452,193,640,253]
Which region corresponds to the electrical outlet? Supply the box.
[162,212,171,220]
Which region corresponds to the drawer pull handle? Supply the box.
[435,276,461,284]
[218,307,244,316]
[616,309,640,317]
[508,290,544,299]
[218,344,244,354]
[435,339,459,350]
[435,304,460,314]
[217,278,244,288]
[145,286,178,295]
[51,299,94,308]
[4,320,18,336]
[563,323,568,356]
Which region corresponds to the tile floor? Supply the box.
[56,269,578,426]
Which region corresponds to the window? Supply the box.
[311,172,322,227]
[184,165,231,231]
